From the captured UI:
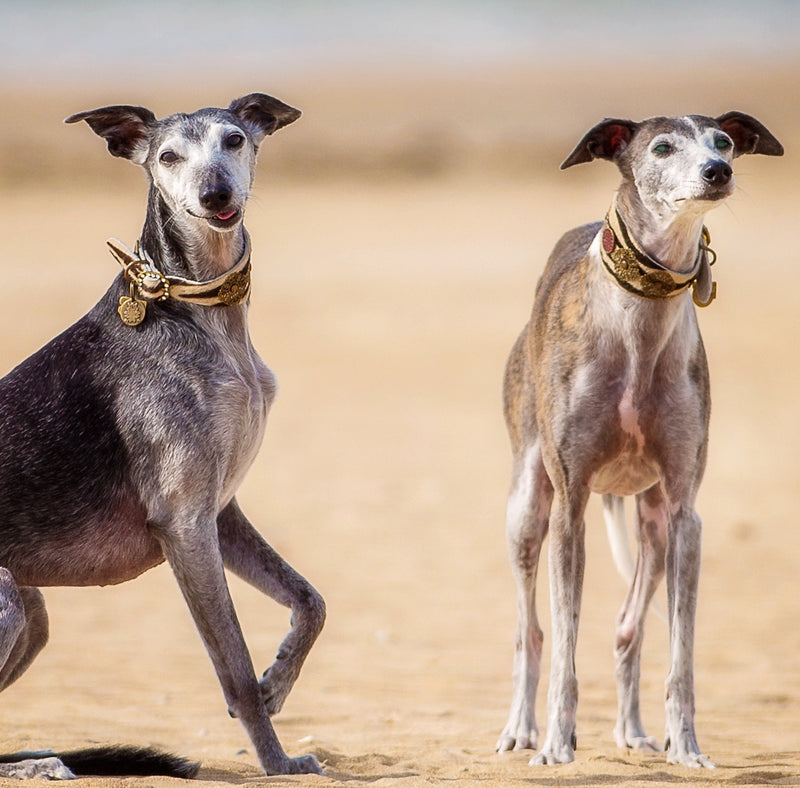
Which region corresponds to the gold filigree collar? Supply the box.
[600,199,717,308]
[106,231,252,326]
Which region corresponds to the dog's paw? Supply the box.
[283,754,324,775]
[529,735,575,766]
[664,734,716,768]
[628,736,662,752]
[666,745,716,769]
[259,662,297,716]
[496,729,537,752]
[0,757,76,780]
[614,726,662,752]
[529,747,574,766]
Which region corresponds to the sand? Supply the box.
[0,62,798,787]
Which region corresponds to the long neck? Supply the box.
[616,181,706,274]
[139,185,246,281]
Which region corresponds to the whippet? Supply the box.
[0,94,325,778]
[496,113,782,768]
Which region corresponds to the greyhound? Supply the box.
[0,94,325,778]
[496,113,782,768]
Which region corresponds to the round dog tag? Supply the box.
[118,295,146,326]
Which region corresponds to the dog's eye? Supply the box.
[714,136,732,151]
[225,133,245,149]
[159,150,179,165]
[652,142,673,156]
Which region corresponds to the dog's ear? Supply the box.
[560,118,638,169]
[65,105,157,164]
[228,93,301,145]
[715,112,784,158]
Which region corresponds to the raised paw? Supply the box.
[260,661,297,716]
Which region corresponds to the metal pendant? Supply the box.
[118,285,146,326]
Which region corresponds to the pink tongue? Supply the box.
[216,210,236,221]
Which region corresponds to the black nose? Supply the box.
[702,160,732,186]
[200,184,232,212]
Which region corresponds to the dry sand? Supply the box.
[0,63,798,786]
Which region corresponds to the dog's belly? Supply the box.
[2,506,165,588]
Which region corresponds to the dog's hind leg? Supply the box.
[0,569,74,780]
[216,500,325,718]
[497,443,552,752]
[613,485,666,752]
[0,570,49,693]
[663,500,713,768]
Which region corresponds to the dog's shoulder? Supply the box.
[534,221,601,309]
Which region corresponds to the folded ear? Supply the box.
[227,93,301,146]
[560,118,639,169]
[715,111,784,157]
[64,105,156,164]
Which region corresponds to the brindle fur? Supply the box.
[497,113,782,768]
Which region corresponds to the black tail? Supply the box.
[0,746,200,778]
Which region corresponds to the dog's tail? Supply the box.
[602,494,636,586]
[0,746,200,779]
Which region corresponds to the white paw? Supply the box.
[529,742,575,765]
[496,728,537,752]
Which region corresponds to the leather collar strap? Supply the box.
[106,232,252,326]
[600,199,717,307]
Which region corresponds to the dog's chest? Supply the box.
[209,346,276,501]
[576,284,702,496]
[587,385,658,495]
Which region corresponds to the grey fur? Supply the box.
[497,113,782,768]
[0,94,324,778]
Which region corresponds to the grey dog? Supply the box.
[0,94,324,778]
[497,112,782,768]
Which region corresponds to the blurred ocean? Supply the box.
[1,0,798,85]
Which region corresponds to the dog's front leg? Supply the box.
[663,503,714,769]
[531,486,588,766]
[217,500,325,717]
[497,444,552,752]
[158,518,322,776]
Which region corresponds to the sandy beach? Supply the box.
[0,54,798,787]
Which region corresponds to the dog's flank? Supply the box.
[0,94,324,778]
[497,113,782,768]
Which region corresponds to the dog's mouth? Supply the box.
[206,209,242,229]
[186,207,243,230]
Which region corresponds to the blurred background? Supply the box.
[0,2,798,785]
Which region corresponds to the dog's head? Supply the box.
[561,112,783,219]
[66,94,300,233]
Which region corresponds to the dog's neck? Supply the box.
[140,185,247,283]
[617,182,709,275]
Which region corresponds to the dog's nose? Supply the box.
[200,184,233,212]
[702,161,732,186]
